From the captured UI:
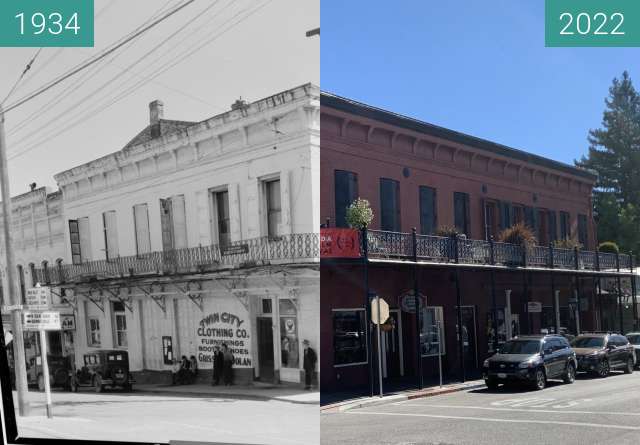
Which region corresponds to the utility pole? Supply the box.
[0,104,30,416]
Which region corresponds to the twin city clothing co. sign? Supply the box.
[197,312,252,368]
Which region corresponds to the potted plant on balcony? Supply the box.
[346,198,377,254]
[553,237,583,269]
[497,223,536,266]
[433,225,461,260]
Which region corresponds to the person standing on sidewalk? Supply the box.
[303,339,317,390]
[222,343,235,386]
[212,346,223,386]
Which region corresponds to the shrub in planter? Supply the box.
[345,198,374,230]
[553,237,583,250]
[598,241,619,254]
[434,225,461,238]
[497,223,537,248]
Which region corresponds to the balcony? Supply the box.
[33,233,320,285]
[365,230,634,274]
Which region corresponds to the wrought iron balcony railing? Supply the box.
[365,229,634,274]
[33,233,319,285]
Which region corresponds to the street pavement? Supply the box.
[12,388,319,444]
[321,371,640,445]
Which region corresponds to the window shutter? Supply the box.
[500,201,512,231]
[102,211,119,260]
[419,186,436,235]
[78,217,91,262]
[524,207,534,231]
[171,195,187,249]
[464,193,470,236]
[69,220,81,265]
[481,198,487,240]
[548,211,557,242]
[133,204,151,255]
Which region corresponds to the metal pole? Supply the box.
[376,296,383,398]
[554,289,561,335]
[39,330,52,418]
[362,227,374,397]
[489,238,498,351]
[631,254,638,331]
[412,228,422,389]
[616,253,623,333]
[454,235,465,383]
[0,105,30,416]
[437,320,443,388]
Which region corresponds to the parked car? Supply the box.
[69,350,135,393]
[625,332,640,368]
[482,335,577,391]
[26,354,72,391]
[571,333,635,377]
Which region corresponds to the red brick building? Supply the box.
[320,92,637,395]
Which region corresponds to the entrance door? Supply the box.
[257,317,274,382]
[459,306,478,375]
[381,310,403,379]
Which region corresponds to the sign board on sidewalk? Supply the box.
[23,311,60,331]
[527,301,542,313]
[371,296,389,325]
[26,287,51,311]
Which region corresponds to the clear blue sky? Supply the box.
[321,0,640,166]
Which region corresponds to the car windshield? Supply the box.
[627,335,640,345]
[571,337,604,348]
[500,340,540,354]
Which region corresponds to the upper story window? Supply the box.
[265,179,282,238]
[453,192,470,236]
[512,205,524,225]
[335,170,358,228]
[211,189,231,247]
[88,317,101,347]
[537,209,549,245]
[578,214,588,248]
[160,195,187,250]
[380,178,401,232]
[559,211,571,240]
[102,210,119,261]
[69,217,91,264]
[133,204,151,256]
[483,200,500,240]
[112,301,127,348]
[419,186,437,235]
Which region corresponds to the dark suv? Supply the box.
[571,333,635,377]
[483,335,577,390]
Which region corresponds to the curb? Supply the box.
[321,381,486,413]
[134,387,319,405]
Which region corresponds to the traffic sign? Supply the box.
[527,301,542,313]
[2,304,23,312]
[26,287,51,311]
[23,311,60,331]
[371,296,389,325]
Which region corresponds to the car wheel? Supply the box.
[94,375,103,393]
[624,357,634,374]
[598,359,610,378]
[563,362,576,384]
[37,374,45,392]
[485,378,499,390]
[533,369,546,390]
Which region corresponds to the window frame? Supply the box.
[332,308,369,368]
[334,170,359,228]
[419,186,437,235]
[88,317,101,347]
[263,176,282,239]
[380,178,401,232]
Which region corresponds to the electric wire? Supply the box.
[1,49,43,106]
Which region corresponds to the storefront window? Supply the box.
[279,299,299,368]
[420,306,445,356]
[333,309,367,366]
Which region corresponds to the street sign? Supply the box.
[61,314,76,330]
[26,287,51,311]
[371,297,389,324]
[23,311,61,331]
[400,293,426,313]
[527,302,542,313]
[2,304,23,312]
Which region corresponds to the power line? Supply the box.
[1,48,43,106]
[3,0,196,114]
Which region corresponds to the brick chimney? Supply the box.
[149,100,164,138]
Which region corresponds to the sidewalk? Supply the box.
[134,381,320,404]
[321,379,485,413]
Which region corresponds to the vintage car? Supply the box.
[26,354,72,391]
[70,350,135,392]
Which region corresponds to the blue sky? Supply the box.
[321,0,640,166]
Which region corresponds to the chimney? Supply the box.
[149,100,164,138]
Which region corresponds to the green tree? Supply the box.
[576,71,640,254]
[345,198,374,229]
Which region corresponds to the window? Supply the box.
[212,190,231,247]
[279,299,298,369]
[483,200,499,240]
[102,211,119,260]
[380,178,401,231]
[548,211,557,242]
[537,209,549,245]
[453,192,470,235]
[160,195,187,250]
[512,205,524,225]
[333,309,367,366]
[88,318,101,347]
[262,299,272,314]
[578,214,588,248]
[335,170,358,228]
[133,204,151,256]
[560,211,571,240]
[112,301,127,348]
[28,263,36,286]
[41,261,50,284]
[524,207,536,232]
[265,179,282,238]
[419,186,437,235]
[420,306,445,356]
[69,220,81,265]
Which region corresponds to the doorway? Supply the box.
[381,310,403,379]
[257,317,274,382]
[458,306,478,375]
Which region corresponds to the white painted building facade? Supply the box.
[46,84,320,384]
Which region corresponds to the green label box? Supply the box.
[0,0,94,47]
[546,0,640,47]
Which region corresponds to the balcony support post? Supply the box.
[454,235,465,383]
[616,252,624,333]
[489,237,498,354]
[412,228,422,390]
[362,227,374,398]
[632,254,638,331]
[549,243,559,335]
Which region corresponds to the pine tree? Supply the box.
[576,71,640,253]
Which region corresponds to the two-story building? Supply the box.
[33,84,320,385]
[320,92,636,395]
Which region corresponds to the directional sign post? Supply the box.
[371,296,389,398]
[26,286,51,311]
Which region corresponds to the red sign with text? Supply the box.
[320,228,361,258]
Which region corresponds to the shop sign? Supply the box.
[400,292,426,313]
[26,287,51,311]
[197,312,252,368]
[527,302,542,313]
[61,314,76,330]
[221,244,249,256]
[320,228,361,258]
[23,311,60,331]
